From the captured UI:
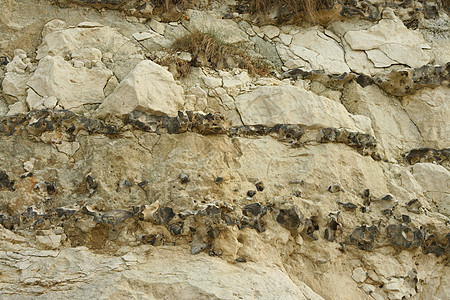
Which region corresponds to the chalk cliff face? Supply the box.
[0,1,448,299]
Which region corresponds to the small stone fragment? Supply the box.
[179,173,189,184]
[243,203,267,217]
[214,177,223,183]
[289,179,303,185]
[86,174,98,196]
[328,184,342,193]
[352,267,367,283]
[0,171,15,191]
[401,214,411,223]
[137,180,148,187]
[381,194,394,201]
[117,179,132,192]
[23,159,35,172]
[338,202,358,210]
[247,190,256,197]
[407,199,422,214]
[274,206,305,232]
[255,181,264,191]
[142,233,164,246]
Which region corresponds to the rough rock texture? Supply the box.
[234,84,368,131]
[344,14,432,68]
[27,55,113,110]
[95,60,184,119]
[0,0,449,299]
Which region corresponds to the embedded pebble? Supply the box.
[179,173,189,184]
[352,267,367,283]
[328,184,342,193]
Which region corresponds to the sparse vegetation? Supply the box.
[158,30,271,78]
[150,0,338,24]
[245,0,338,24]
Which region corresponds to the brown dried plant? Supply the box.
[160,30,271,78]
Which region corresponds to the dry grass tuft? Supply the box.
[247,0,337,23]
[159,30,271,78]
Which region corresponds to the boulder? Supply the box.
[2,72,31,103]
[95,60,184,119]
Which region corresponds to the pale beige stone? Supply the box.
[344,17,431,68]
[412,163,450,216]
[41,19,67,37]
[95,60,184,119]
[27,56,113,110]
[343,81,422,159]
[185,10,248,44]
[261,25,280,39]
[234,85,365,130]
[403,87,450,149]
[36,22,144,81]
[290,28,350,74]
[2,72,31,103]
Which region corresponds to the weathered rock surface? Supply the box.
[343,82,423,159]
[95,60,184,119]
[412,163,450,216]
[403,87,450,149]
[344,14,432,69]
[0,1,449,299]
[27,55,113,110]
[234,85,368,131]
[36,20,144,81]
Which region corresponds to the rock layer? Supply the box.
[0,0,449,299]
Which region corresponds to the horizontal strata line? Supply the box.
[0,109,379,157]
[0,201,445,257]
[403,148,450,165]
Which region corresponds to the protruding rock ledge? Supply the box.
[1,109,379,156]
[405,148,449,166]
[283,62,449,97]
[1,200,447,258]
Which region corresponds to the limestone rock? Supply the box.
[184,10,248,44]
[26,56,113,110]
[95,60,184,119]
[352,267,367,283]
[403,87,450,149]
[41,19,68,37]
[261,25,280,39]
[234,85,365,131]
[36,21,144,81]
[412,163,450,216]
[343,82,422,159]
[2,72,31,103]
[344,17,431,68]
[289,27,350,74]
[6,100,28,115]
[0,242,320,300]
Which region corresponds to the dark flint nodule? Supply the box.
[0,171,15,191]
[338,202,358,210]
[179,173,189,184]
[255,181,264,191]
[137,180,148,187]
[247,190,256,197]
